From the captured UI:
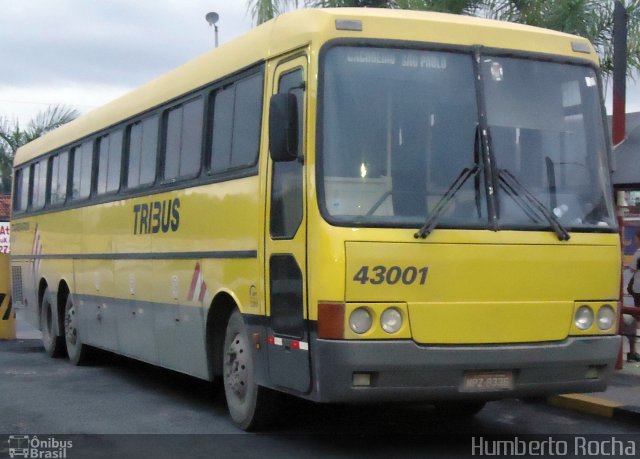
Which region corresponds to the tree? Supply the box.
[248,0,300,24]
[394,0,483,14]
[248,0,483,23]
[0,105,79,193]
[484,0,640,78]
[309,0,395,7]
[308,0,483,12]
[247,0,640,78]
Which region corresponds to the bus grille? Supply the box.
[12,266,24,303]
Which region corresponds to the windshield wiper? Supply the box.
[414,165,480,239]
[498,169,570,241]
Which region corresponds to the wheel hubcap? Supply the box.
[65,304,77,346]
[224,333,248,398]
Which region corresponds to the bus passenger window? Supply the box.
[211,86,234,173]
[97,130,123,195]
[127,115,159,188]
[163,97,204,181]
[270,68,304,239]
[164,107,182,179]
[31,159,47,210]
[50,151,69,205]
[71,141,93,200]
[210,72,263,173]
[14,168,30,211]
[230,74,262,168]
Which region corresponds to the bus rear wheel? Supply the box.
[41,287,65,358]
[222,310,276,431]
[64,295,90,365]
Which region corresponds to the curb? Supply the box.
[547,394,640,423]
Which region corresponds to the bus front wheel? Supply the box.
[40,287,65,358]
[222,310,276,431]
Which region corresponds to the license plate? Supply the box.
[462,371,514,392]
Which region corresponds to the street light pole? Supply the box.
[205,12,220,48]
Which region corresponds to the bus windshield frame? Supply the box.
[316,41,617,235]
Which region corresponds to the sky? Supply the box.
[0,1,254,126]
[1,1,639,128]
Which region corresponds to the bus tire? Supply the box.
[41,287,65,358]
[222,310,276,431]
[433,400,486,417]
[64,295,91,365]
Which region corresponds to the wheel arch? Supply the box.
[38,277,65,338]
[38,278,48,311]
[57,280,71,316]
[37,277,48,330]
[205,291,238,380]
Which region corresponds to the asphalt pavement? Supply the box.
[2,313,638,458]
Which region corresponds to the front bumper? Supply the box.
[310,335,620,403]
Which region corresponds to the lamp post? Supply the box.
[205,12,220,48]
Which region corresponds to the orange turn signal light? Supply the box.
[318,302,345,339]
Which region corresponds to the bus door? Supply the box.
[264,55,310,393]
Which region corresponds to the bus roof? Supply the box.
[14,7,596,166]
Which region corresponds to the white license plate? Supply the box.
[462,371,514,392]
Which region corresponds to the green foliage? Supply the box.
[395,0,483,14]
[306,0,482,11]
[247,0,640,78]
[248,0,300,24]
[485,0,640,77]
[308,0,394,7]
[0,105,79,193]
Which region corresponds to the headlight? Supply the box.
[596,305,616,330]
[349,307,373,334]
[380,308,403,334]
[575,305,594,330]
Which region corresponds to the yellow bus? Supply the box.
[11,8,621,430]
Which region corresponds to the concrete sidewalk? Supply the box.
[548,346,640,423]
[14,310,41,340]
[549,288,640,423]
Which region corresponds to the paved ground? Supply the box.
[1,315,638,458]
[2,337,636,435]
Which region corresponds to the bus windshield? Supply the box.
[319,45,616,232]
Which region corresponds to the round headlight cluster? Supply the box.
[575,305,594,330]
[596,305,616,331]
[349,307,373,334]
[381,308,403,334]
[348,307,404,335]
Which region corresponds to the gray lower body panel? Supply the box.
[77,294,209,380]
[308,335,620,403]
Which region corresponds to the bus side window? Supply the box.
[209,72,263,174]
[50,151,69,205]
[230,74,262,168]
[210,85,234,173]
[14,167,30,211]
[163,97,204,181]
[71,140,94,200]
[31,159,47,210]
[270,68,304,239]
[127,115,159,189]
[97,130,123,195]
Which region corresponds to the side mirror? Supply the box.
[269,93,298,162]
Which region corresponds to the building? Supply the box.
[0,194,9,221]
